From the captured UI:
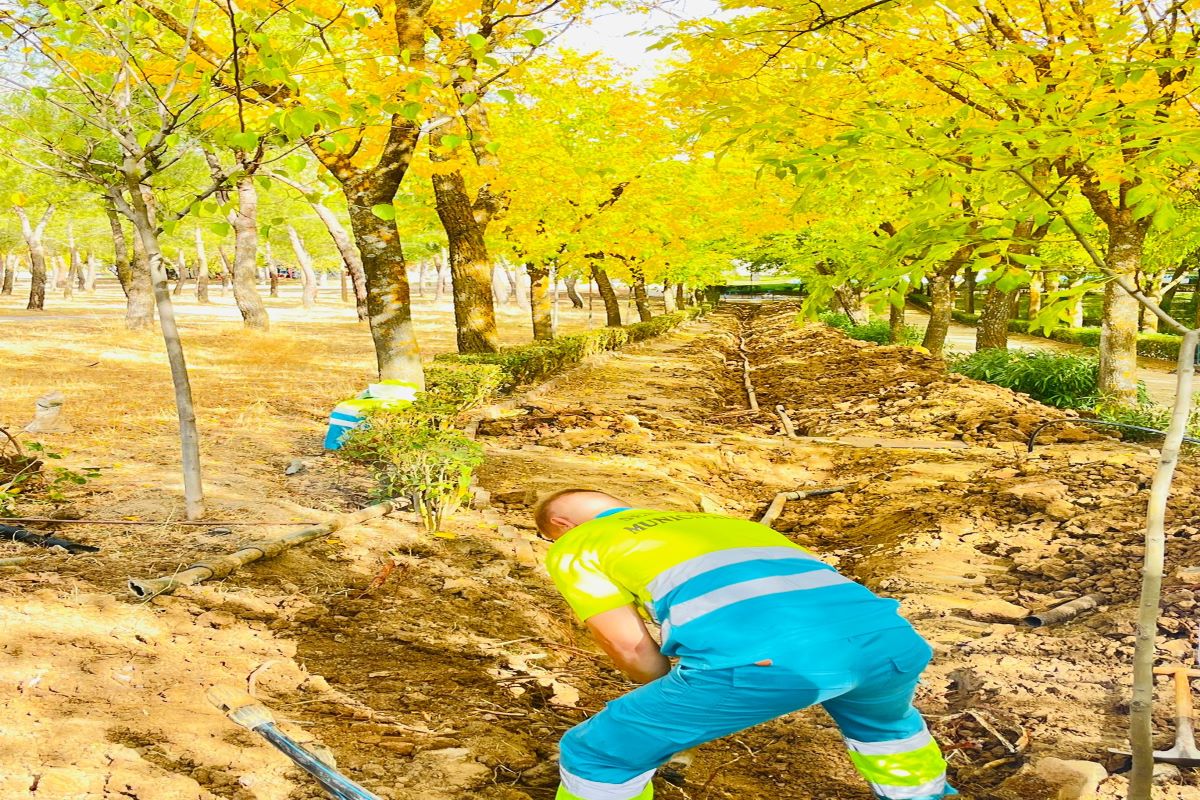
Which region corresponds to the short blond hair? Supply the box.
[533,488,622,535]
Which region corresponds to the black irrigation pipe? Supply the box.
[1,523,99,554]
[1027,419,1200,453]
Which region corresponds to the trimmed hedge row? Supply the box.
[1007,320,1186,361]
[435,305,709,393]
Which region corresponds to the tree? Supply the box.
[13,200,54,310]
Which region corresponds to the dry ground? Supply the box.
[2,284,1200,800]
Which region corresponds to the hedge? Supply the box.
[435,305,709,393]
[907,293,980,324]
[1008,320,1187,361]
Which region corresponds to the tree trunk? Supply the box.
[173,251,187,296]
[527,262,553,341]
[126,210,156,330]
[267,244,280,298]
[976,286,1017,350]
[309,196,367,320]
[63,252,76,300]
[1129,330,1199,798]
[1099,222,1146,405]
[287,225,318,310]
[551,264,560,333]
[65,227,81,299]
[416,259,426,297]
[431,171,500,353]
[194,229,210,305]
[124,182,205,521]
[663,281,677,314]
[345,195,424,386]
[16,205,54,311]
[230,176,270,330]
[676,282,687,309]
[923,273,955,357]
[433,256,444,302]
[340,270,350,303]
[631,267,652,322]
[0,255,13,295]
[1028,272,1043,321]
[963,270,977,314]
[1070,277,1086,327]
[889,301,905,343]
[564,275,584,308]
[591,262,622,327]
[504,267,521,306]
[84,253,97,292]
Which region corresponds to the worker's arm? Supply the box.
[586,604,671,684]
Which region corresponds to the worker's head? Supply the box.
[534,488,628,540]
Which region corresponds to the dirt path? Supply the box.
[4,303,1200,800]
[904,309,1180,405]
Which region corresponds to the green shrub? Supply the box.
[423,363,505,414]
[341,410,484,534]
[907,293,979,324]
[437,308,704,391]
[1138,333,1185,361]
[949,350,1101,409]
[1094,400,1200,441]
[817,312,922,346]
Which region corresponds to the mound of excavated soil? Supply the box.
[746,305,1096,447]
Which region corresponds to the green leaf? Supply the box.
[136,131,154,150]
[522,29,546,46]
[209,221,232,236]
[371,204,396,221]
[485,141,502,154]
[443,134,464,150]
[30,86,46,100]
[460,92,478,106]
[497,89,516,103]
[400,101,422,120]
[229,130,259,151]
[466,33,486,51]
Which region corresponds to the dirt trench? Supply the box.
[3,302,1200,800]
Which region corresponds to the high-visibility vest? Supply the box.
[545,509,904,669]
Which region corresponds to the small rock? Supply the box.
[1033,757,1107,800]
[492,488,537,506]
[285,458,307,475]
[1154,763,1182,784]
[1045,499,1077,521]
[381,740,416,755]
[469,487,491,510]
[967,599,1030,623]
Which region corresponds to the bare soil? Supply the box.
[3,292,1200,800]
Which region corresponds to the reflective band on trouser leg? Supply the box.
[666,570,850,628]
[845,725,950,800]
[556,766,655,800]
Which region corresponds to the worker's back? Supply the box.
[546,509,909,668]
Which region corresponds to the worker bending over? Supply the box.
[535,489,956,800]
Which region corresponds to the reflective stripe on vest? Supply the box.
[668,570,851,628]
[645,545,819,601]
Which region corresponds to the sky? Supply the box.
[554,0,723,77]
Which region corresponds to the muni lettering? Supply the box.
[622,513,727,534]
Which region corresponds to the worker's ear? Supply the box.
[547,515,575,538]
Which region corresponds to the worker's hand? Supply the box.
[586,604,672,684]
